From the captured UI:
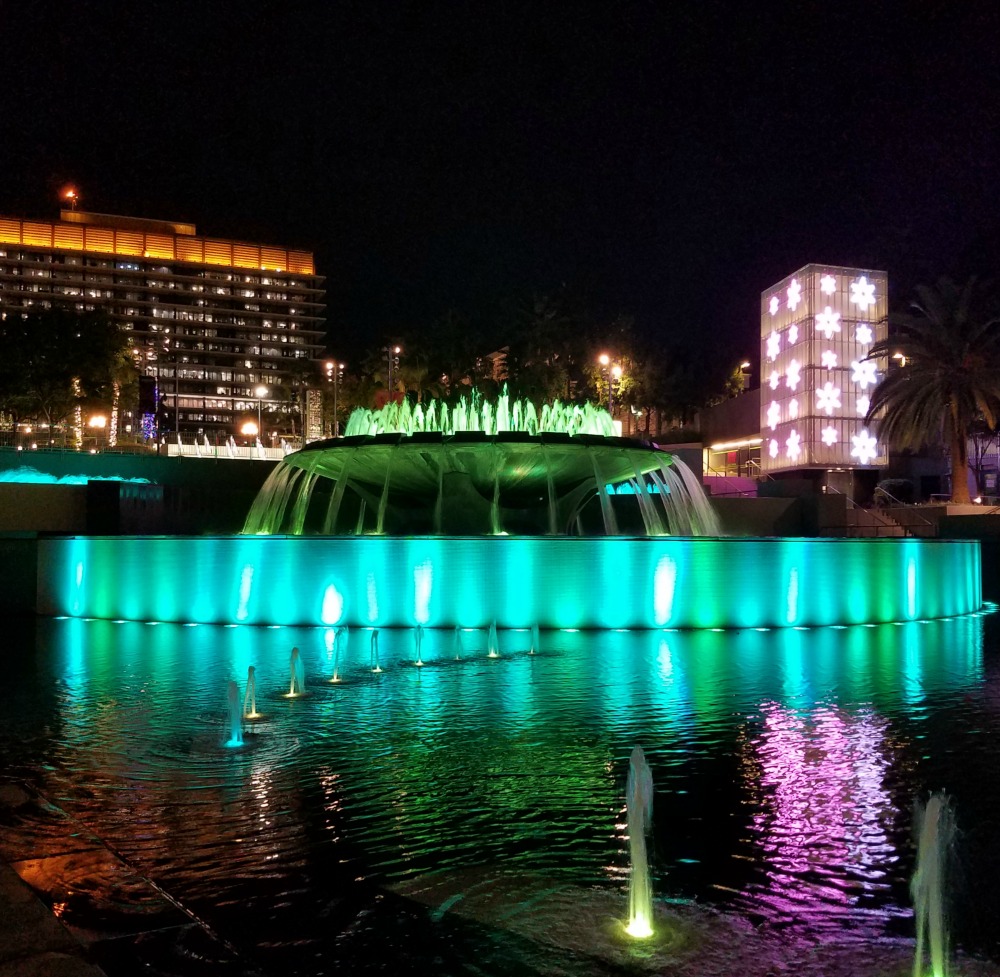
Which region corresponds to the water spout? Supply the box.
[913,793,955,977]
[487,621,500,658]
[287,646,306,697]
[225,680,243,747]
[530,623,540,655]
[243,665,261,719]
[625,745,654,938]
[330,626,348,682]
[453,625,462,660]
[371,629,382,673]
[414,623,424,666]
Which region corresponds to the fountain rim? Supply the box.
[295,430,663,452]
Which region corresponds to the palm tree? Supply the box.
[865,277,1000,503]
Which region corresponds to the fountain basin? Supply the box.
[37,535,980,628]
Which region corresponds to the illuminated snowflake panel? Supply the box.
[816,382,841,415]
[851,360,878,389]
[821,349,838,370]
[787,279,802,311]
[821,425,838,446]
[855,323,873,345]
[815,306,841,339]
[785,429,801,460]
[767,401,781,430]
[786,359,801,390]
[769,370,781,390]
[820,274,837,295]
[851,428,878,465]
[769,439,779,458]
[850,276,876,311]
[788,324,799,344]
[789,398,799,419]
[769,295,780,315]
[856,394,870,416]
[767,331,781,360]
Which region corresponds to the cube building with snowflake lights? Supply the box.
[760,264,888,475]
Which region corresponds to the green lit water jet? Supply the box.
[913,793,956,977]
[243,389,720,537]
[626,745,654,938]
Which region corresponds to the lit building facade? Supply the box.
[0,210,325,440]
[760,263,888,475]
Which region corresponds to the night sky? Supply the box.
[5,1,1000,369]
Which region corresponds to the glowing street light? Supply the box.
[385,345,401,394]
[598,353,622,416]
[254,384,268,436]
[62,187,79,211]
[326,360,346,436]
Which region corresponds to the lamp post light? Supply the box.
[254,384,268,438]
[598,353,621,416]
[326,360,346,436]
[386,345,401,396]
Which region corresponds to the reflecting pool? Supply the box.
[2,614,1000,976]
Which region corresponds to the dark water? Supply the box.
[2,613,1000,976]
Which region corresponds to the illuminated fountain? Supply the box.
[242,665,261,719]
[913,793,956,977]
[35,390,982,628]
[287,646,305,697]
[224,680,243,747]
[626,745,655,938]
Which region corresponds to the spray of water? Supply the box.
[370,629,382,673]
[626,745,654,938]
[487,621,500,658]
[912,792,955,977]
[287,646,306,697]
[225,680,243,747]
[242,665,260,719]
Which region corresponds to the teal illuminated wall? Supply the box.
[36,536,981,629]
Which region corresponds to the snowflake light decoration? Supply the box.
[815,306,841,339]
[851,428,878,465]
[788,324,799,344]
[769,439,779,458]
[855,323,873,345]
[769,295,780,316]
[850,275,876,311]
[816,382,841,415]
[821,425,838,446]
[856,394,870,416]
[767,400,781,430]
[787,278,802,311]
[786,359,801,390]
[821,349,838,370]
[766,330,781,361]
[820,274,837,295]
[786,429,801,460]
[769,370,781,390]
[789,398,799,419]
[851,359,878,389]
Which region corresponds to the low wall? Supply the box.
[36,535,981,629]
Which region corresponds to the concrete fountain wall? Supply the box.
[35,534,981,629]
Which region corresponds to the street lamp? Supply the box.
[254,384,268,438]
[598,353,621,416]
[385,345,401,396]
[326,360,346,436]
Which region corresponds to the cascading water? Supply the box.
[912,793,955,977]
[242,387,721,537]
[225,680,243,747]
[287,647,306,697]
[626,745,654,938]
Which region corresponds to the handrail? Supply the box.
[825,485,922,538]
[873,486,937,530]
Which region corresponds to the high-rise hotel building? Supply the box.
[0,209,325,440]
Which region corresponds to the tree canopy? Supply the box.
[865,277,1000,503]
[0,308,136,430]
